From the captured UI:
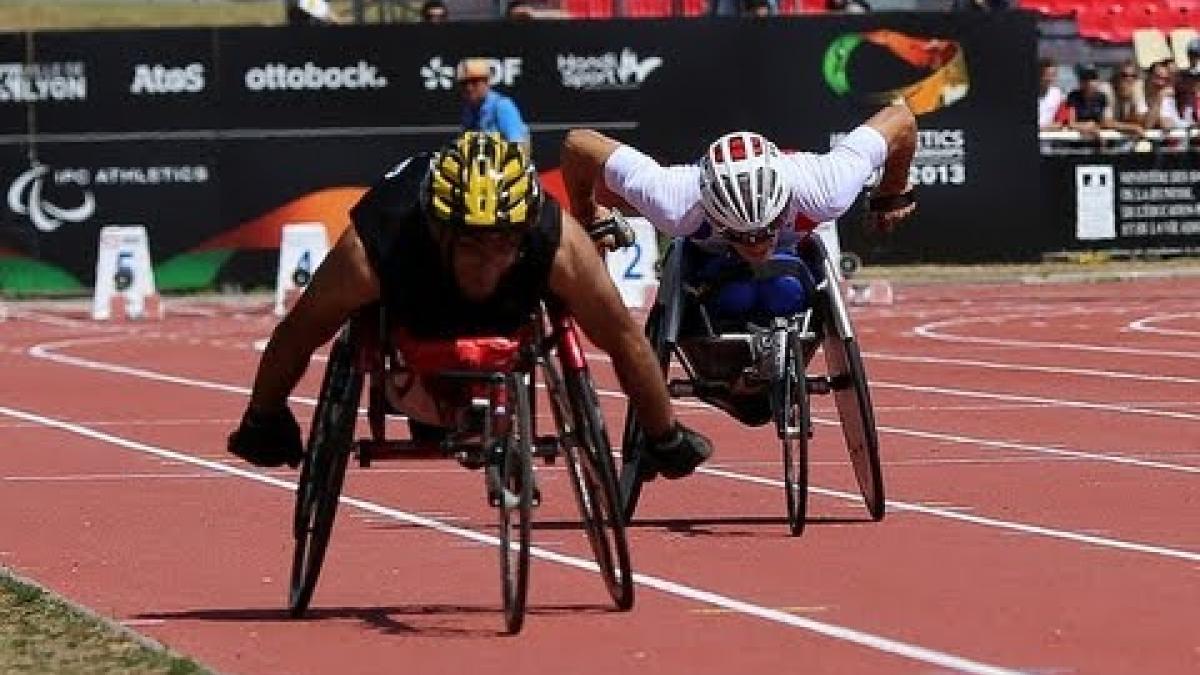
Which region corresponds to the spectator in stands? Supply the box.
[741,0,774,16]
[284,0,345,25]
[1177,39,1200,127]
[1037,58,1065,130]
[1177,68,1199,128]
[954,0,1009,9]
[1064,64,1109,136]
[1106,60,1147,136]
[458,58,530,148]
[506,0,536,19]
[1144,60,1185,130]
[826,0,870,12]
[421,0,448,21]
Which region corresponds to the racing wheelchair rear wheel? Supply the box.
[561,369,634,610]
[618,304,670,524]
[822,326,885,521]
[289,324,364,618]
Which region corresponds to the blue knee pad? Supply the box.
[710,280,757,317]
[757,275,808,316]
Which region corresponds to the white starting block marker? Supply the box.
[605,216,658,309]
[92,225,162,321]
[275,222,330,316]
[845,279,895,306]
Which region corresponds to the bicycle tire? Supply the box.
[288,327,363,618]
[563,369,634,610]
[498,379,534,634]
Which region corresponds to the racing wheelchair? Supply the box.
[287,295,634,634]
[618,234,885,536]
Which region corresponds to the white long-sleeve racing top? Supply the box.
[602,125,888,250]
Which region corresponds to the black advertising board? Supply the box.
[0,13,1040,293]
[1043,152,1200,254]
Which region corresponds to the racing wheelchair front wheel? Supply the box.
[289,324,364,618]
[562,369,634,610]
[496,378,534,635]
[774,336,810,537]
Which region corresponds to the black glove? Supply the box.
[587,210,637,250]
[865,186,917,233]
[647,422,714,480]
[228,406,304,468]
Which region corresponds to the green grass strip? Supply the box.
[0,567,211,675]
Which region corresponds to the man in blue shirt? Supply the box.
[457,59,530,148]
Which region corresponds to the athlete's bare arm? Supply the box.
[560,128,631,223]
[861,103,919,230]
[248,228,380,412]
[549,212,675,438]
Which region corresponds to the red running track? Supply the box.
[1,278,1198,674]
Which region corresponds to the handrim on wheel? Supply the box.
[289,325,363,618]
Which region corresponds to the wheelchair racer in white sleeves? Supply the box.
[559,102,918,471]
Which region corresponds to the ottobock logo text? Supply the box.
[0,62,87,103]
[244,61,387,91]
[131,63,206,95]
[557,50,662,90]
[420,57,523,90]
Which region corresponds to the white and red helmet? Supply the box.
[699,131,790,237]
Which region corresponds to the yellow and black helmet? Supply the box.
[422,132,542,232]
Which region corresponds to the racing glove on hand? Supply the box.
[647,422,714,480]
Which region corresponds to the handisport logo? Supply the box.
[244,61,388,91]
[822,30,968,115]
[131,63,206,95]
[0,62,87,103]
[420,56,523,90]
[556,49,662,90]
[7,165,95,233]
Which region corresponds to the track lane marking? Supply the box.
[23,337,1200,562]
[914,313,1200,360]
[1127,313,1200,339]
[0,403,1022,675]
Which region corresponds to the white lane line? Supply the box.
[913,313,1200,360]
[0,403,1021,675]
[0,418,238,429]
[819,418,1200,475]
[1127,313,1200,339]
[4,472,226,482]
[25,337,1200,561]
[28,337,319,407]
[696,465,1200,564]
[871,381,1200,423]
[864,351,1200,386]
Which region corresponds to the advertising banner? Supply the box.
[0,13,1040,294]
[1044,152,1200,253]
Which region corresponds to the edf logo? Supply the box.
[486,57,522,87]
